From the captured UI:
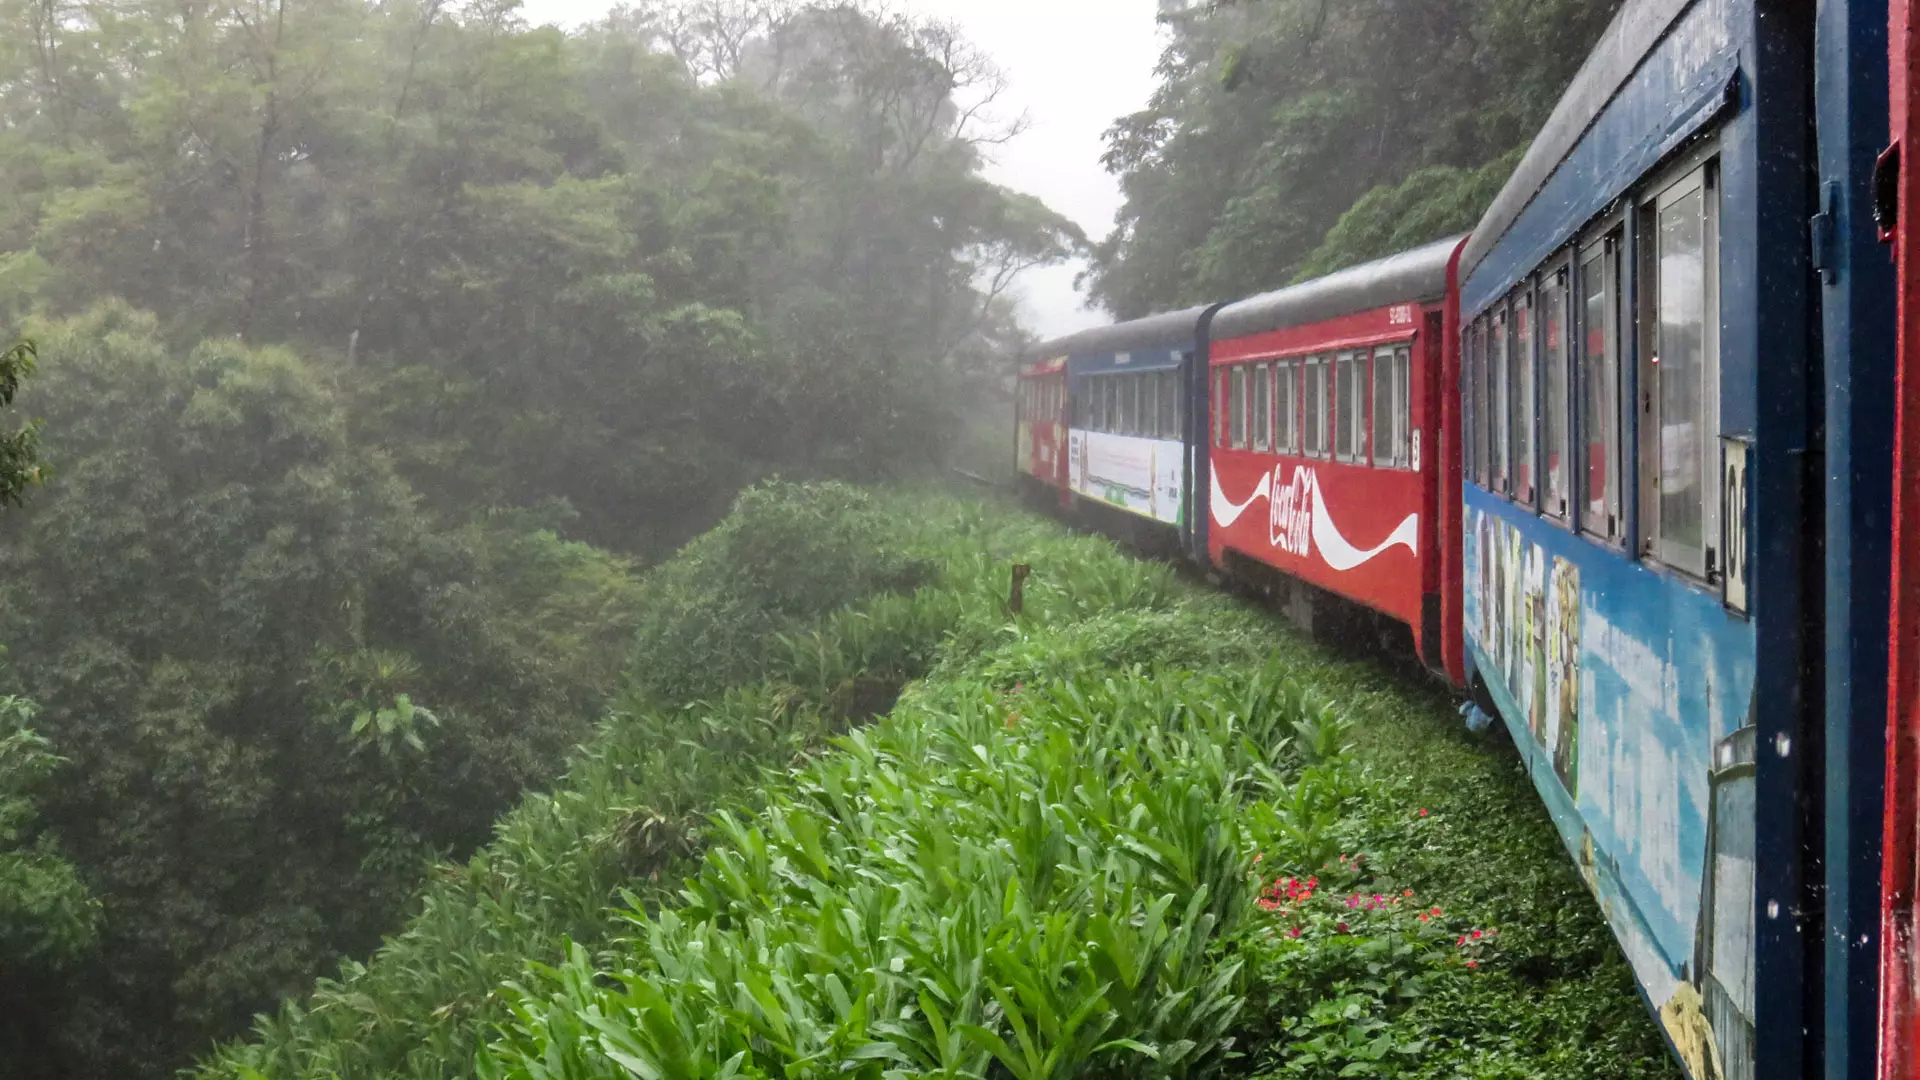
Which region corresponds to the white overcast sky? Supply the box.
[514,0,1168,340]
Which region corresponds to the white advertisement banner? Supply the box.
[1068,430,1185,526]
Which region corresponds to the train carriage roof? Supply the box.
[1211,234,1466,343]
[1458,0,1692,281]
[1025,305,1215,364]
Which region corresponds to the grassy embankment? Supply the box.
[199,483,1678,1080]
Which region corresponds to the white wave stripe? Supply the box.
[1210,468,1271,528]
[1309,477,1419,571]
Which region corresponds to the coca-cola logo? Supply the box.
[1269,465,1314,557]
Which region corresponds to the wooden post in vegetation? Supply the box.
[1009,563,1032,616]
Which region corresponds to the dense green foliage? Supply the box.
[1089,0,1620,316]
[0,0,1079,1071]
[0,0,1075,549]
[0,695,97,968]
[0,305,648,1077]
[0,337,42,505]
[197,487,1678,1080]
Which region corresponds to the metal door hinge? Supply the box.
[1812,182,1839,284]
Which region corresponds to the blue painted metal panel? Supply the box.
[1465,485,1758,1077]
[1741,3,1819,1075]
[1463,0,1743,317]
[1456,1,1834,1075]
[1067,346,1185,379]
[1815,1,1895,1077]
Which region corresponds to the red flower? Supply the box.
[1417,809,1429,817]
[1337,922,1349,933]
[1288,927,1301,939]
[1471,929,1484,940]
[1466,960,1479,969]
[1430,907,1443,917]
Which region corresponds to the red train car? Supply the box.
[1883,0,1920,1072]
[1015,354,1070,506]
[1205,237,1467,681]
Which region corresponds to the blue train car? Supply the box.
[1457,1,1895,1077]
[1031,308,1221,559]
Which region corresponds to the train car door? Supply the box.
[1883,0,1920,1073]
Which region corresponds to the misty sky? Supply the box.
[515,0,1167,340]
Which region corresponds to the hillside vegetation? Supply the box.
[0,1,1072,1071]
[198,484,1680,1080]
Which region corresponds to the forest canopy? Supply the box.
[1087,0,1621,318]
[0,1,1079,1075]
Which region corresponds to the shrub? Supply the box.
[629,481,933,701]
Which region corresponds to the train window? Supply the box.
[1373,346,1410,469]
[1230,365,1248,449]
[1305,357,1329,458]
[1277,360,1298,454]
[1492,307,1511,494]
[1152,368,1167,438]
[1542,264,1572,519]
[1334,353,1362,463]
[1212,370,1225,446]
[1580,229,1623,540]
[1638,157,1721,579]
[1371,349,1392,468]
[1253,363,1272,451]
[1464,321,1481,484]
[1397,348,1413,468]
[1512,289,1536,506]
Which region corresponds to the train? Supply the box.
[1017,1,1920,1077]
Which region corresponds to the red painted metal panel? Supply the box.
[1207,300,1442,658]
[1884,0,1920,1075]
[1017,358,1070,498]
[1438,241,1468,685]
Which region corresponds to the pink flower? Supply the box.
[1466,960,1479,969]
[1417,809,1429,817]
[1337,922,1349,933]
[1471,930,1484,940]
[1288,927,1301,939]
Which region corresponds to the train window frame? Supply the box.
[1577,219,1626,545]
[1636,148,1722,582]
[1213,369,1226,446]
[1373,345,1411,470]
[1276,359,1298,455]
[1160,371,1179,439]
[1230,365,1249,449]
[1465,319,1483,486]
[1512,286,1537,508]
[1253,362,1272,452]
[1306,356,1330,459]
[1491,305,1511,496]
[1344,349,1359,457]
[1541,259,1573,522]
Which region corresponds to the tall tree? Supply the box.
[1089,0,1619,317]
